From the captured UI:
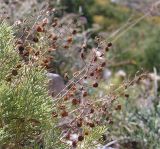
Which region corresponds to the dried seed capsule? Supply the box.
[36,25,43,32]
[61,110,68,117]
[6,76,12,82]
[107,42,112,47]
[115,104,121,110]
[64,45,69,49]
[35,51,40,56]
[78,135,84,141]
[101,62,106,67]
[72,141,77,148]
[90,108,94,113]
[18,45,25,54]
[72,29,77,35]
[80,52,84,59]
[11,69,18,76]
[83,91,88,97]
[72,98,80,105]
[52,111,58,118]
[64,96,68,101]
[102,134,107,141]
[105,47,109,52]
[52,22,58,27]
[93,82,98,88]
[77,121,82,127]
[33,37,39,43]
[93,56,97,62]
[89,122,95,128]
[67,36,73,43]
[125,94,129,98]
[84,76,87,79]
[90,72,94,76]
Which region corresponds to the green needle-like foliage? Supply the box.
[0,21,55,148]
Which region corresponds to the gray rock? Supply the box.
[46,73,65,97]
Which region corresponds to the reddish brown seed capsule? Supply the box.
[33,37,39,43]
[72,141,77,148]
[18,45,25,54]
[78,135,84,141]
[43,58,49,64]
[23,51,29,57]
[67,36,73,43]
[64,96,69,101]
[6,76,12,82]
[101,62,106,67]
[90,108,94,113]
[84,131,89,135]
[93,82,98,88]
[89,122,95,128]
[11,69,18,76]
[72,30,77,35]
[36,25,43,32]
[80,52,84,59]
[77,121,82,127]
[61,110,68,117]
[64,45,69,49]
[125,94,129,98]
[58,104,66,110]
[107,42,112,47]
[52,35,58,41]
[83,91,88,97]
[65,133,70,140]
[52,111,58,118]
[96,67,103,73]
[84,76,87,79]
[72,98,79,105]
[90,72,94,76]
[52,22,58,27]
[35,51,40,56]
[93,56,97,62]
[105,47,109,52]
[115,104,121,110]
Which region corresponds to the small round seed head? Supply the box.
[90,108,94,113]
[125,94,129,98]
[33,36,39,43]
[107,42,112,47]
[105,46,109,52]
[78,135,84,141]
[67,36,73,43]
[77,121,82,127]
[36,25,44,32]
[93,82,98,88]
[89,122,95,128]
[61,110,68,117]
[72,29,77,35]
[72,141,77,148]
[72,98,80,105]
[83,91,88,97]
[115,104,121,110]
[101,62,106,67]
[11,69,18,76]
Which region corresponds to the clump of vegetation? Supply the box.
[0,0,160,149]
